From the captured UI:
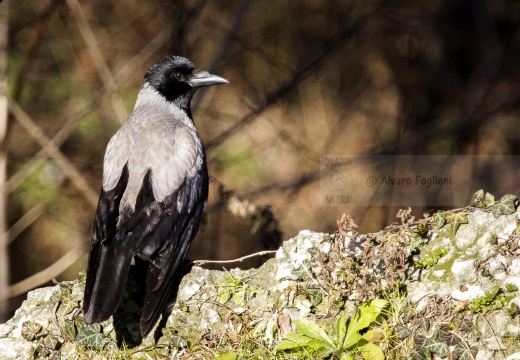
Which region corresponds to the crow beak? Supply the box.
[189,70,228,87]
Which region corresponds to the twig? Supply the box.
[205,3,385,151]
[8,243,86,298]
[448,331,476,360]
[66,0,128,123]
[8,99,99,208]
[478,312,506,360]
[193,250,277,266]
[0,0,8,322]
[6,204,45,244]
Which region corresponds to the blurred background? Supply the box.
[1,0,519,322]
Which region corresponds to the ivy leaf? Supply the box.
[291,260,311,280]
[57,294,79,317]
[21,321,43,341]
[32,344,51,359]
[445,211,468,235]
[423,331,449,357]
[40,334,60,350]
[492,195,518,218]
[58,283,72,296]
[308,247,320,257]
[395,325,411,340]
[471,190,495,208]
[75,323,110,349]
[64,319,77,341]
[484,192,495,208]
[436,329,458,346]
[416,317,430,331]
[414,335,427,349]
[78,269,87,282]
[409,348,431,360]
[433,211,446,230]
[453,343,476,360]
[50,289,62,304]
[471,189,484,207]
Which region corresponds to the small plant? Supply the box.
[275,299,388,360]
[467,285,516,314]
[216,269,254,305]
[414,248,449,268]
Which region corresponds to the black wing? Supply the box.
[122,162,208,336]
[83,165,130,324]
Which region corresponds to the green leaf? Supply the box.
[64,319,77,341]
[21,320,43,341]
[215,352,237,360]
[361,329,382,343]
[340,353,354,360]
[471,190,495,208]
[359,342,384,360]
[433,211,446,229]
[75,323,111,349]
[470,189,484,207]
[57,294,79,316]
[40,334,60,350]
[445,211,468,235]
[275,332,315,351]
[453,343,476,360]
[50,289,62,304]
[492,195,518,218]
[484,192,495,208]
[409,348,431,360]
[395,325,411,340]
[336,312,347,349]
[295,319,334,346]
[351,299,388,332]
[436,329,458,346]
[423,331,449,357]
[78,270,87,282]
[276,319,335,356]
[416,317,430,331]
[218,290,232,304]
[342,299,388,349]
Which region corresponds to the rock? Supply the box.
[1,206,520,359]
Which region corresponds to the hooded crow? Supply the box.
[83,56,227,337]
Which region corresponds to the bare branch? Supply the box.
[6,204,45,245]
[193,250,277,266]
[8,243,86,298]
[205,4,384,151]
[8,99,99,208]
[66,0,128,123]
[0,0,9,322]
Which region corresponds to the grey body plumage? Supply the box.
[83,56,227,337]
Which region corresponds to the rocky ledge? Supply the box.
[1,194,520,359]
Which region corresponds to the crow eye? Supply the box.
[173,72,183,80]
